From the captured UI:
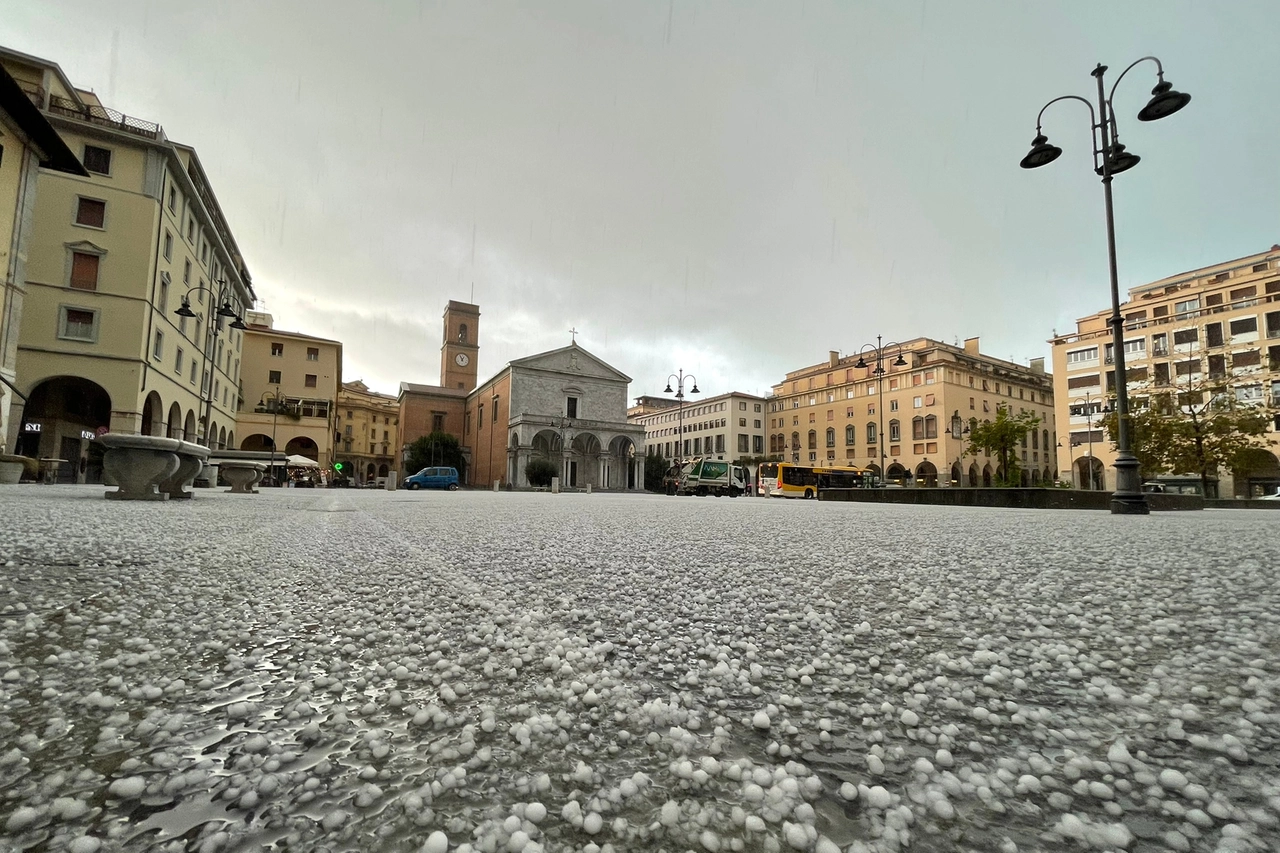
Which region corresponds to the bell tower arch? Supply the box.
[441,301,480,392]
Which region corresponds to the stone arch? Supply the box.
[950,462,962,486]
[1020,469,1030,486]
[1031,469,1041,485]
[166,402,182,439]
[366,462,376,479]
[141,391,163,436]
[866,462,881,481]
[1232,448,1280,497]
[12,376,112,481]
[218,425,227,450]
[1043,467,1052,485]
[227,430,234,449]
[240,433,272,452]
[285,435,319,461]
[1075,456,1105,490]
[915,460,937,487]
[208,419,217,449]
[982,463,993,487]
[378,463,389,478]
[886,462,908,484]
[968,463,979,487]
[183,409,196,443]
[608,435,636,490]
[531,429,562,459]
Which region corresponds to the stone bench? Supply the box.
[99,434,210,501]
[220,460,267,494]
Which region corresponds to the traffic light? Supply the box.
[334,462,344,472]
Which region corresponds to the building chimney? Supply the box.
[1029,357,1045,374]
[829,350,839,367]
[963,337,980,355]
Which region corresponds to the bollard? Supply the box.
[385,471,397,491]
[586,483,592,494]
[493,479,500,492]
[551,476,560,494]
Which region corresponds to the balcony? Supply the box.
[47,94,160,140]
[16,79,45,108]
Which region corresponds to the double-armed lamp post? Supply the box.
[1020,57,1191,514]
[174,276,247,448]
[854,336,906,484]
[664,369,699,465]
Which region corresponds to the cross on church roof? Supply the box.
[570,327,578,343]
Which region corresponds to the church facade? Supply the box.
[399,302,645,490]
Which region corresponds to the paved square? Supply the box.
[1,487,1277,852]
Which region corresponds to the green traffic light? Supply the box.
[334,462,344,471]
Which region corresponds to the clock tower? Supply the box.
[440,301,480,392]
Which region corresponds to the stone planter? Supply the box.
[99,434,181,501]
[0,458,25,484]
[159,441,210,499]
[222,461,266,494]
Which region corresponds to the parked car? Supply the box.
[1259,488,1280,501]
[403,467,460,490]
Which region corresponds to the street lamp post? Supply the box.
[174,276,247,448]
[854,336,907,485]
[1020,57,1191,514]
[664,370,700,465]
[260,388,285,486]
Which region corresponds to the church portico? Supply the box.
[508,414,644,491]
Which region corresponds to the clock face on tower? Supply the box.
[455,352,470,367]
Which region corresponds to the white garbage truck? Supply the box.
[677,458,748,497]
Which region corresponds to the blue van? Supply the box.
[403,467,460,490]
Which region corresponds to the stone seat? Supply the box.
[221,460,268,494]
[161,441,210,499]
[100,434,180,501]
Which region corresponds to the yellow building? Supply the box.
[336,380,399,485]
[236,312,342,475]
[1051,246,1280,496]
[1,46,254,482]
[769,338,1057,486]
[0,63,85,456]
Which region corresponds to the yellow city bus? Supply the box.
[758,463,870,498]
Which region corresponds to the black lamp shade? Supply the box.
[691,385,700,394]
[854,357,867,369]
[174,300,196,318]
[893,355,907,366]
[1137,82,1191,122]
[1020,134,1063,169]
[216,301,238,319]
[230,317,248,330]
[1098,143,1141,176]
[664,385,673,393]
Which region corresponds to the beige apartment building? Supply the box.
[336,380,399,484]
[0,63,85,455]
[769,338,1056,486]
[236,312,341,475]
[629,392,767,462]
[1051,246,1280,496]
[1,46,254,482]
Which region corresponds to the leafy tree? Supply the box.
[966,405,1042,486]
[405,432,467,479]
[525,457,559,488]
[643,448,668,492]
[1104,379,1273,497]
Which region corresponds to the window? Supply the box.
[1067,347,1098,365]
[1173,328,1198,346]
[477,404,484,430]
[307,346,319,361]
[738,434,749,453]
[168,185,177,211]
[925,415,937,439]
[825,427,835,447]
[190,361,197,384]
[888,420,901,441]
[1152,333,1168,355]
[693,437,701,455]
[807,430,817,450]
[69,252,100,290]
[268,369,282,384]
[1175,298,1200,315]
[889,399,898,412]
[157,273,169,312]
[432,413,445,432]
[754,419,761,428]
[271,342,284,357]
[969,396,975,410]
[866,423,877,444]
[913,396,922,408]
[867,404,875,415]
[1230,286,1257,302]
[75,198,106,228]
[493,397,499,422]
[186,219,195,243]
[912,417,924,440]
[845,425,855,445]
[152,330,164,361]
[305,374,317,388]
[1233,350,1261,368]
[163,231,173,261]
[1230,317,1258,336]
[183,259,191,284]
[58,306,98,342]
[739,417,747,427]
[566,397,578,418]
[753,435,763,454]
[175,347,183,373]
[715,435,725,453]
[82,145,112,174]
[1205,323,1224,347]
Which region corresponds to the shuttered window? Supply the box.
[70,252,100,290]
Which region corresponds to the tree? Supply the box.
[643,448,668,492]
[966,405,1042,486]
[525,457,559,488]
[405,432,467,479]
[1104,378,1273,497]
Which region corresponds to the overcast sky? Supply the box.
[5,1,1277,399]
